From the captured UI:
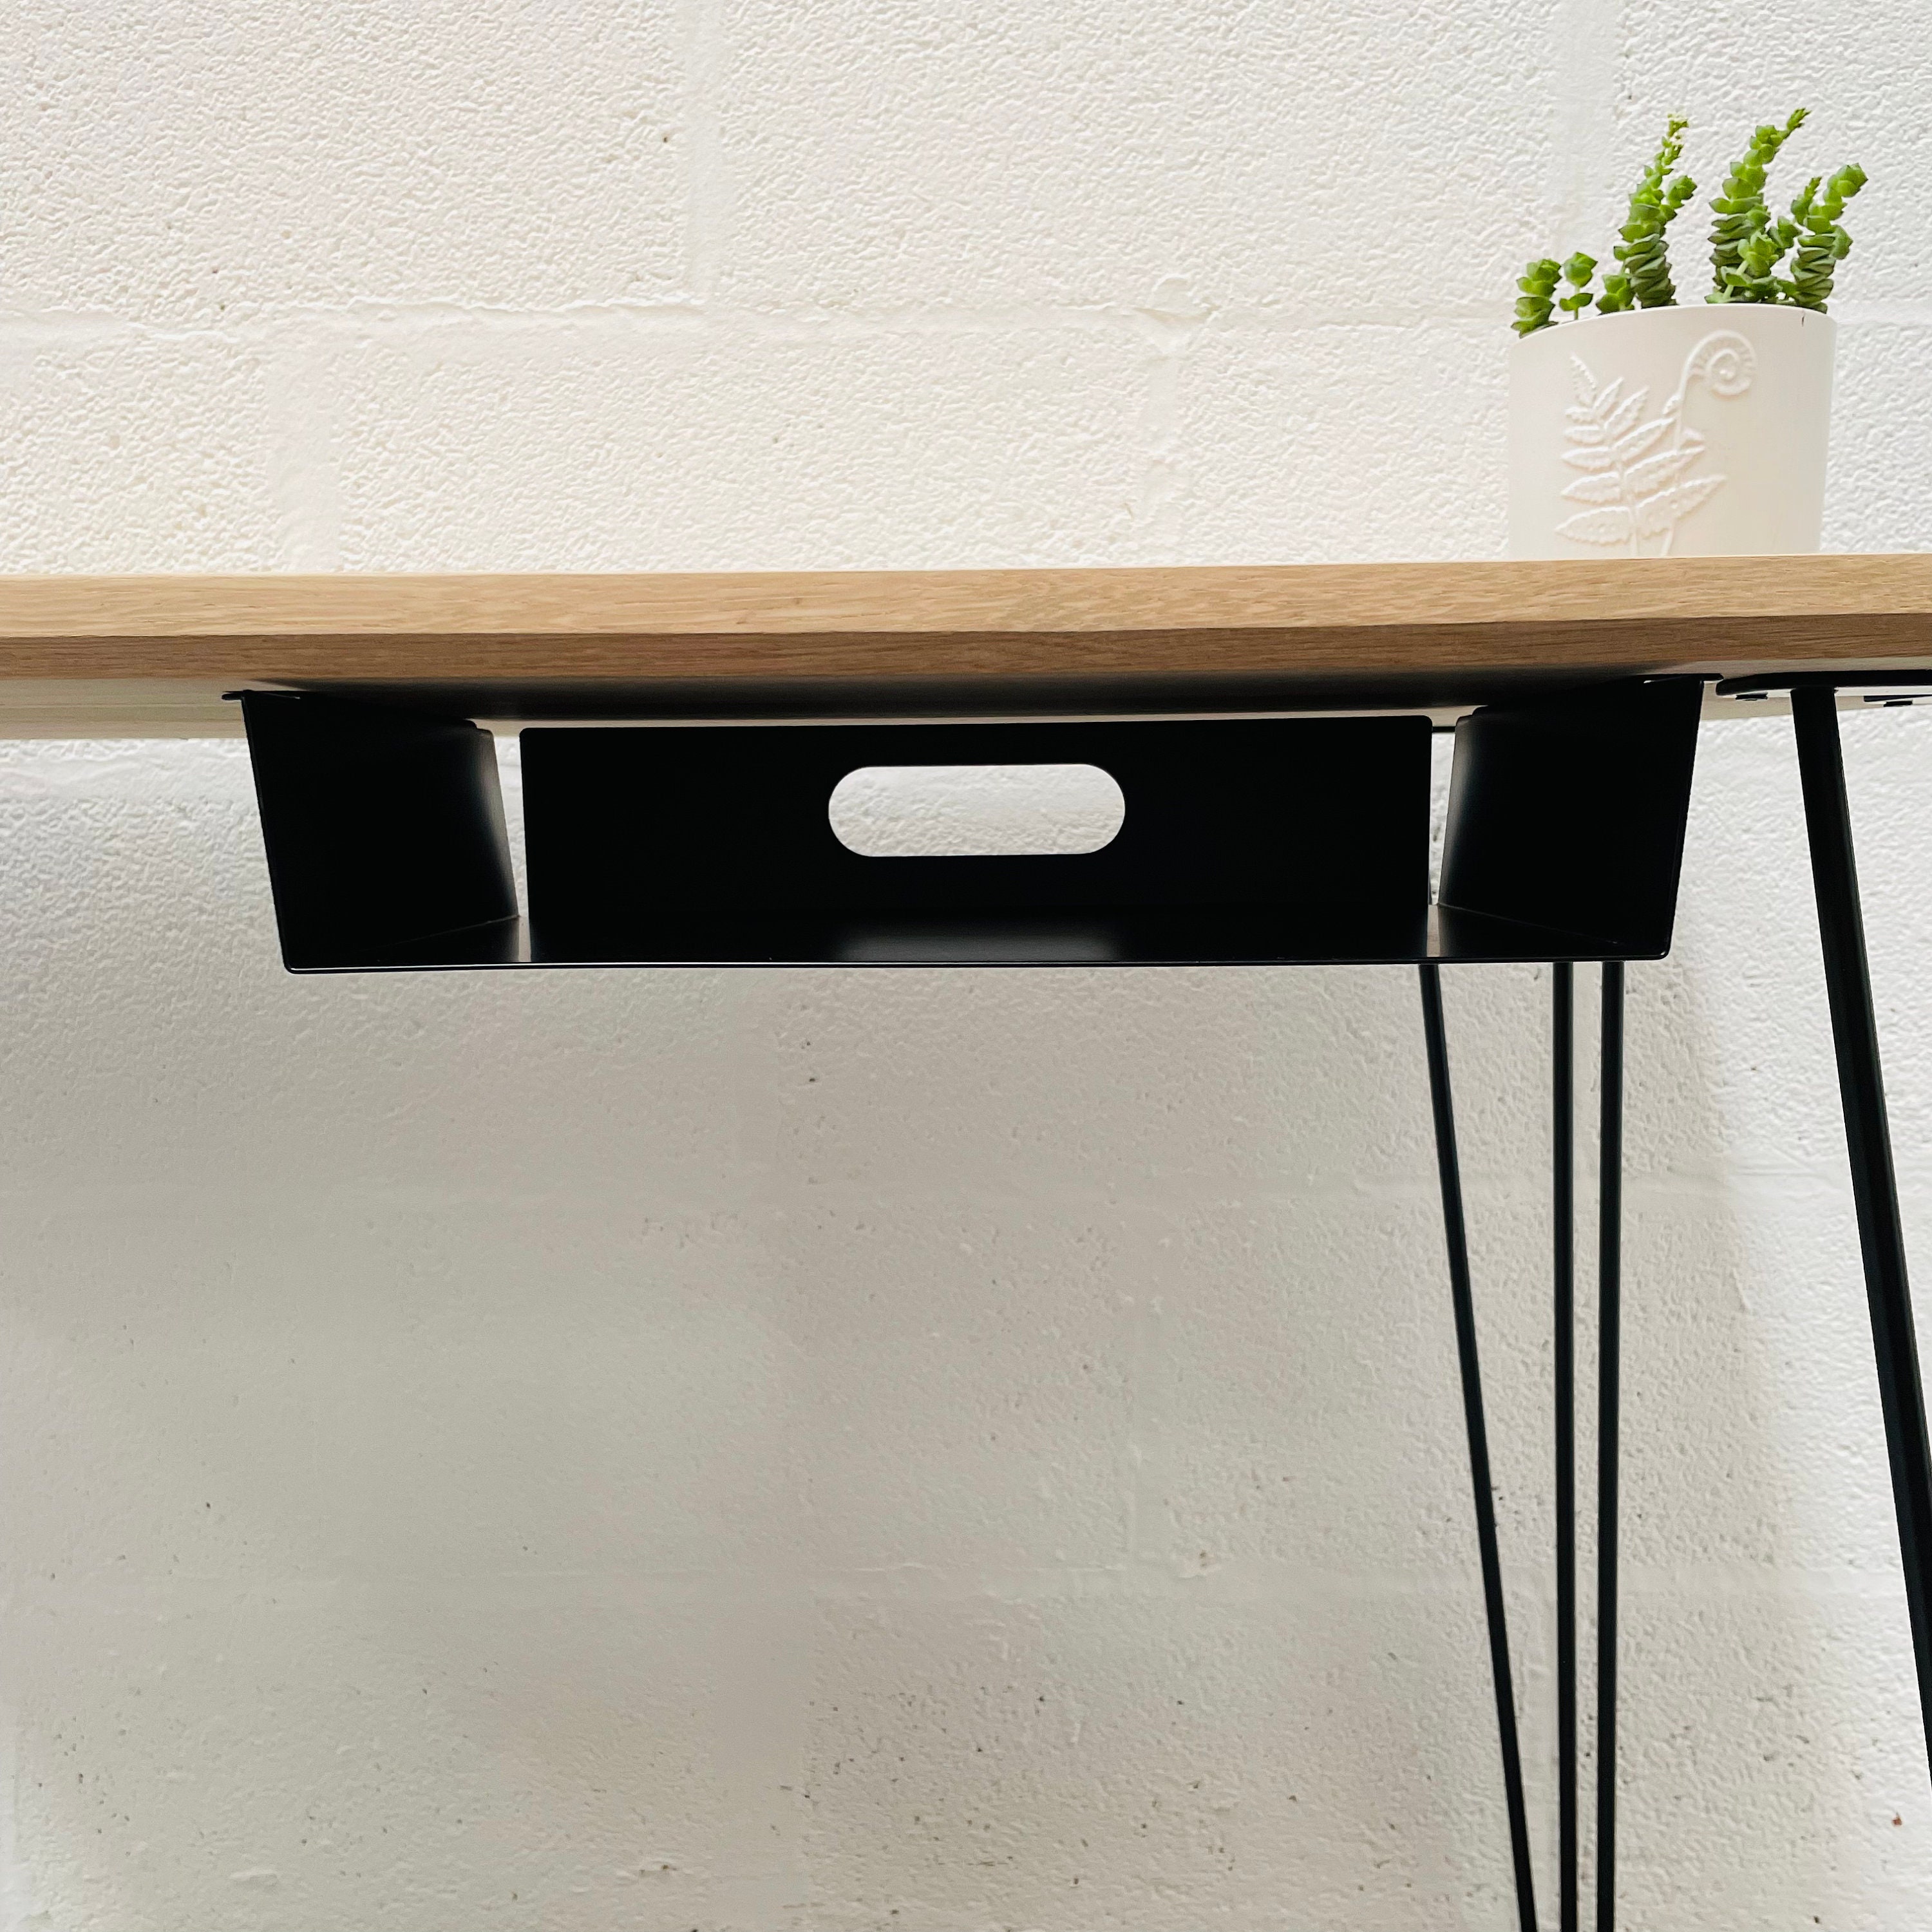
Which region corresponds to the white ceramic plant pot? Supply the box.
[1509,304,1835,558]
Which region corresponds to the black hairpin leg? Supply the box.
[1792,686,1932,1782]
[1596,962,1623,1932]
[1420,962,1540,1932]
[1553,963,1578,1932]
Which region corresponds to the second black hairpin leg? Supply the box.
[1421,961,1540,1932]
[1554,962,1577,1932]
[1596,961,1624,1932]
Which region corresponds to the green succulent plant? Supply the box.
[1557,251,1598,317]
[1514,256,1560,336]
[1605,116,1696,310]
[1511,109,1866,334]
[1717,220,1792,303]
[1709,109,1808,298]
[1786,162,1868,310]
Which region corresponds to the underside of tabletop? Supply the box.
[0,554,1927,734]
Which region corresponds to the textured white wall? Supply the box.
[3,2,1931,1926]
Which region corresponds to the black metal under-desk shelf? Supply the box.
[235,677,1700,974]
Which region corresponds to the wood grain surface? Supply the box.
[1,554,1929,734]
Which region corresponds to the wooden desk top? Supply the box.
[2,553,1929,735]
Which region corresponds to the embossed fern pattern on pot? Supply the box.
[1557,330,1757,556]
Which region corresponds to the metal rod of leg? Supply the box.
[1554,962,1577,1932]
[1596,962,1623,1932]
[1793,685,1932,1779]
[1419,963,1540,1932]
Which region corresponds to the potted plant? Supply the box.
[1508,110,1866,558]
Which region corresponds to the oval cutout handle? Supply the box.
[829,763,1126,858]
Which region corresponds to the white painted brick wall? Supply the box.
[2,3,1930,1926]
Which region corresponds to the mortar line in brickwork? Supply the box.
[676,0,728,303]
[1553,0,1618,246]
[9,1561,1910,1618]
[1121,1283,1164,1567]
[8,296,1806,345]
